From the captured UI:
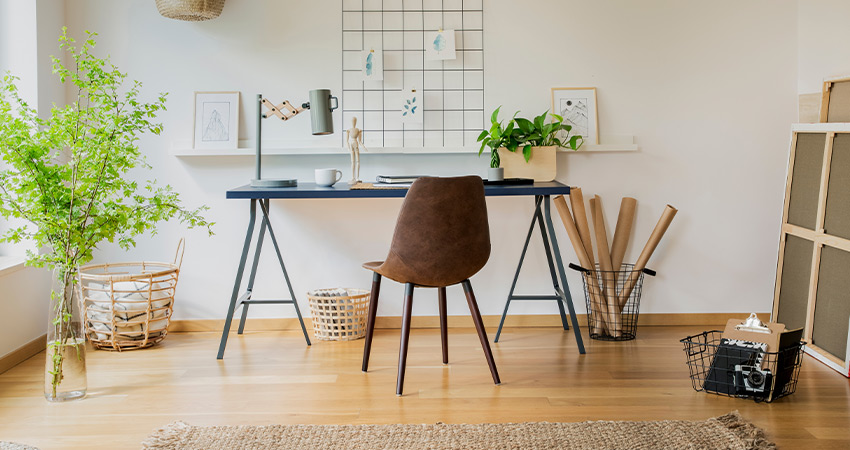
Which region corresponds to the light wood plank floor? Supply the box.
[1,326,848,449]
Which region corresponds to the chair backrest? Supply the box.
[382,176,491,287]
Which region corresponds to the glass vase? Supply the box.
[44,267,87,402]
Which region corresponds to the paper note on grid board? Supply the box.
[362,48,383,81]
[425,30,457,61]
[401,88,422,124]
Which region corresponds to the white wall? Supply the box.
[0,0,64,358]
[797,0,850,93]
[55,0,798,323]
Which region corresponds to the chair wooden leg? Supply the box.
[361,272,381,372]
[462,280,501,385]
[438,286,448,364]
[396,283,415,396]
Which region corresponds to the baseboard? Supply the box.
[169,312,765,333]
[0,333,46,375]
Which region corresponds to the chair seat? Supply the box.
[362,259,463,287]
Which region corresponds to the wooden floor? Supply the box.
[1,326,848,449]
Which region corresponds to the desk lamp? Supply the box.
[251,89,339,188]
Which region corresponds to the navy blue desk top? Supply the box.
[227,181,570,199]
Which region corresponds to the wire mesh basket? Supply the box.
[681,330,805,403]
[569,263,655,341]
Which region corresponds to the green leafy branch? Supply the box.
[0,29,214,397]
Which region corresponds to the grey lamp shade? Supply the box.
[308,89,338,135]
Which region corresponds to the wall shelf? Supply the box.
[169,135,637,157]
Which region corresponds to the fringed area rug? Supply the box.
[142,412,774,450]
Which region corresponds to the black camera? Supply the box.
[733,364,773,398]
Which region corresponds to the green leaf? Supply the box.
[490,106,501,124]
[476,130,488,142]
[515,118,533,134]
[569,135,583,150]
[522,144,532,162]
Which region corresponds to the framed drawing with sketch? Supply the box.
[551,87,598,144]
[193,91,240,150]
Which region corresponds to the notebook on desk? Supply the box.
[351,182,409,190]
[375,175,424,184]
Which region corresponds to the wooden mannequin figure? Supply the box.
[345,117,367,184]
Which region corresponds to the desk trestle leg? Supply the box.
[493,195,586,354]
[217,199,311,360]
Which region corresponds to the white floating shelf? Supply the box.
[169,135,637,157]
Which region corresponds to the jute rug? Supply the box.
[142,412,775,450]
[0,443,39,450]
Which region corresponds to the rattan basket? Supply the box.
[307,288,370,341]
[155,0,225,22]
[80,240,184,351]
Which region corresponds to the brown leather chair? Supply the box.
[361,175,500,395]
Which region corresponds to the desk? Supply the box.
[218,181,586,359]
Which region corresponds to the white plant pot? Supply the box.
[488,167,505,181]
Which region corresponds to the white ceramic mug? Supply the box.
[315,168,343,187]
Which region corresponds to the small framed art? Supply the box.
[193,91,240,150]
[551,87,598,145]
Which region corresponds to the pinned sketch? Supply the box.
[362,48,383,81]
[424,30,456,61]
[400,88,422,124]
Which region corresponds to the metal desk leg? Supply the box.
[543,195,585,354]
[495,196,543,343]
[258,200,312,346]
[238,217,267,335]
[536,206,571,331]
[217,199,258,359]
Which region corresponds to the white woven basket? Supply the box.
[307,288,370,341]
[155,0,225,22]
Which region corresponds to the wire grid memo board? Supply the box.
[342,0,485,149]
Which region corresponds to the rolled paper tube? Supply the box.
[569,188,595,268]
[591,196,621,338]
[619,204,678,307]
[553,196,608,334]
[610,197,637,311]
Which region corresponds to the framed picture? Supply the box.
[551,87,598,145]
[193,91,240,150]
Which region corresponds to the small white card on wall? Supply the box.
[425,30,456,61]
[362,48,383,81]
[400,88,422,124]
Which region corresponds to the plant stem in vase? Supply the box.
[45,267,87,402]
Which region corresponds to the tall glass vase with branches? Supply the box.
[0,29,213,401]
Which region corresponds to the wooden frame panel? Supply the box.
[774,126,850,377]
[820,76,850,123]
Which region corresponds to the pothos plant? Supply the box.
[477,106,584,167]
[0,29,213,398]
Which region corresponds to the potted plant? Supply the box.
[476,107,516,181]
[0,29,213,402]
[478,107,583,182]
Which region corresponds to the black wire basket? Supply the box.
[569,263,655,341]
[680,330,805,403]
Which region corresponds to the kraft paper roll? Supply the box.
[591,196,622,337]
[569,188,595,268]
[610,197,637,309]
[553,196,608,334]
[619,204,678,307]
